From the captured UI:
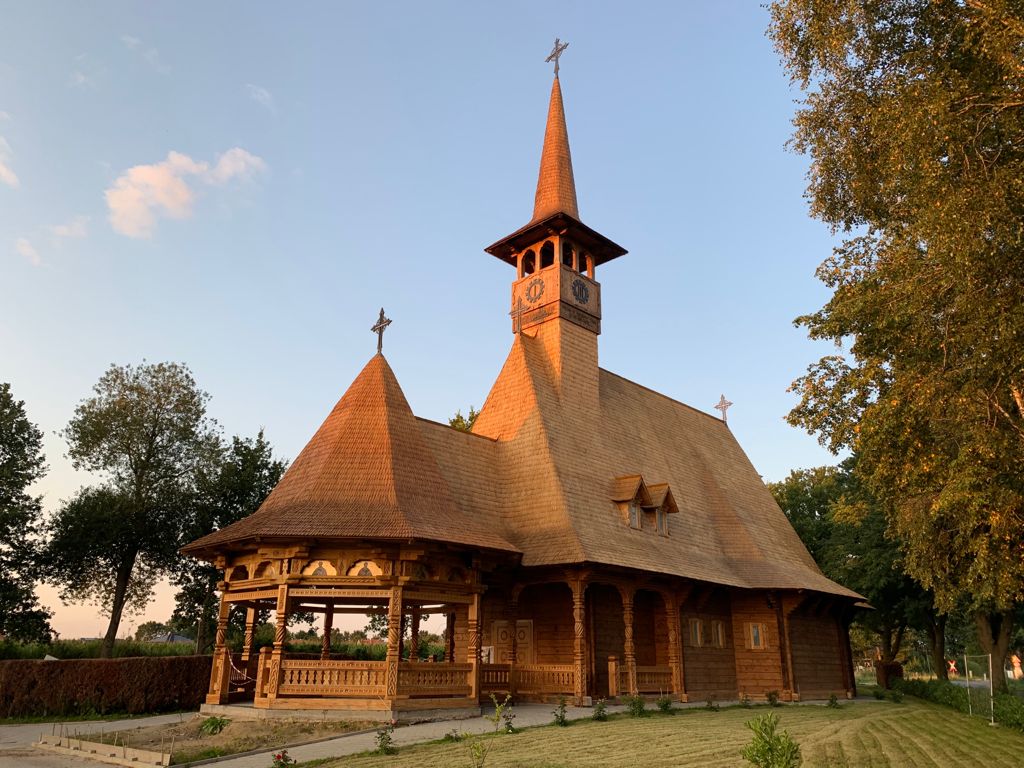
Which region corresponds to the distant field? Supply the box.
[316,698,1024,767]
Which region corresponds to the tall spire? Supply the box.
[531,75,579,223]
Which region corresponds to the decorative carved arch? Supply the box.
[228,564,249,581]
[347,559,382,577]
[301,559,337,577]
[253,560,277,579]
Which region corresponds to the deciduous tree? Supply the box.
[0,383,52,642]
[46,362,220,657]
[769,0,1024,692]
[172,430,286,652]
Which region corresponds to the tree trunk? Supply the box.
[100,554,137,658]
[975,610,1012,695]
[924,613,948,681]
[879,622,906,663]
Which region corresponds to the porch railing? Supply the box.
[277,659,387,697]
[397,662,472,697]
[608,657,674,696]
[479,663,576,698]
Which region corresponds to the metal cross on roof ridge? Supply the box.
[545,38,569,76]
[371,308,392,354]
[714,394,733,424]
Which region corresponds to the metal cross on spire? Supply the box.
[371,308,392,354]
[545,38,569,76]
[714,394,733,424]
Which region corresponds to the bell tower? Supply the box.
[485,70,627,340]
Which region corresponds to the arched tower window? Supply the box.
[561,239,575,269]
[540,241,555,269]
[521,249,536,276]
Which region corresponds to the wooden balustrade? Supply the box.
[481,663,511,694]
[514,664,576,695]
[278,659,386,697]
[634,665,673,694]
[397,662,472,697]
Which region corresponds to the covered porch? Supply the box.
[206,579,485,717]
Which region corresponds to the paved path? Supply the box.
[207,702,627,767]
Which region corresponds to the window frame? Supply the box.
[688,618,704,648]
[746,621,768,650]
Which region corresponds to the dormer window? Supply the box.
[611,475,678,535]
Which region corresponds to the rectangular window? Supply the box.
[711,620,726,648]
[656,509,668,536]
[746,622,767,650]
[688,618,704,647]
[628,503,641,529]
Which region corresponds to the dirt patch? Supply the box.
[77,714,372,764]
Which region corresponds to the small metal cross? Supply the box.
[714,394,733,424]
[545,38,569,76]
[371,308,392,354]
[510,297,528,334]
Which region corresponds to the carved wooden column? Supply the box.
[205,595,232,704]
[509,590,521,699]
[663,592,685,701]
[445,610,456,663]
[618,585,637,697]
[385,586,404,700]
[266,584,289,701]
[570,578,588,704]
[321,604,334,661]
[241,606,257,662]
[774,592,795,701]
[410,608,421,662]
[467,592,482,702]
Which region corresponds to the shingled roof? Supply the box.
[182,354,518,556]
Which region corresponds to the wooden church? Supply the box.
[183,61,861,719]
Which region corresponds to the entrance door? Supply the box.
[493,620,534,664]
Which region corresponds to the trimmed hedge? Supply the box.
[0,655,212,718]
[894,677,1024,733]
[0,639,197,660]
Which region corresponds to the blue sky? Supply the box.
[2,2,843,637]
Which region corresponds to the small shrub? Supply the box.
[740,693,753,708]
[592,698,608,721]
[886,689,904,704]
[704,696,720,712]
[766,690,780,707]
[626,695,646,717]
[375,719,397,755]
[740,711,801,768]
[487,693,515,733]
[827,693,840,709]
[466,736,491,768]
[199,716,230,736]
[271,750,297,767]
[872,688,886,700]
[552,696,569,726]
[442,728,463,742]
[656,695,673,713]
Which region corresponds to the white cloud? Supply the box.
[0,136,18,188]
[15,237,40,266]
[105,148,266,238]
[210,148,266,184]
[52,215,90,240]
[0,111,10,122]
[245,84,275,113]
[69,70,95,89]
[121,34,169,73]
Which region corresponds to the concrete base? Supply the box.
[200,702,482,724]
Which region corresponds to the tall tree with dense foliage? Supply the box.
[448,406,479,433]
[770,458,944,675]
[0,383,52,642]
[172,430,287,652]
[45,362,220,657]
[769,1,1024,691]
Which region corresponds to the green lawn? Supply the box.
[316,699,1024,767]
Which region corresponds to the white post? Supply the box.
[965,653,972,716]
[988,653,995,726]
